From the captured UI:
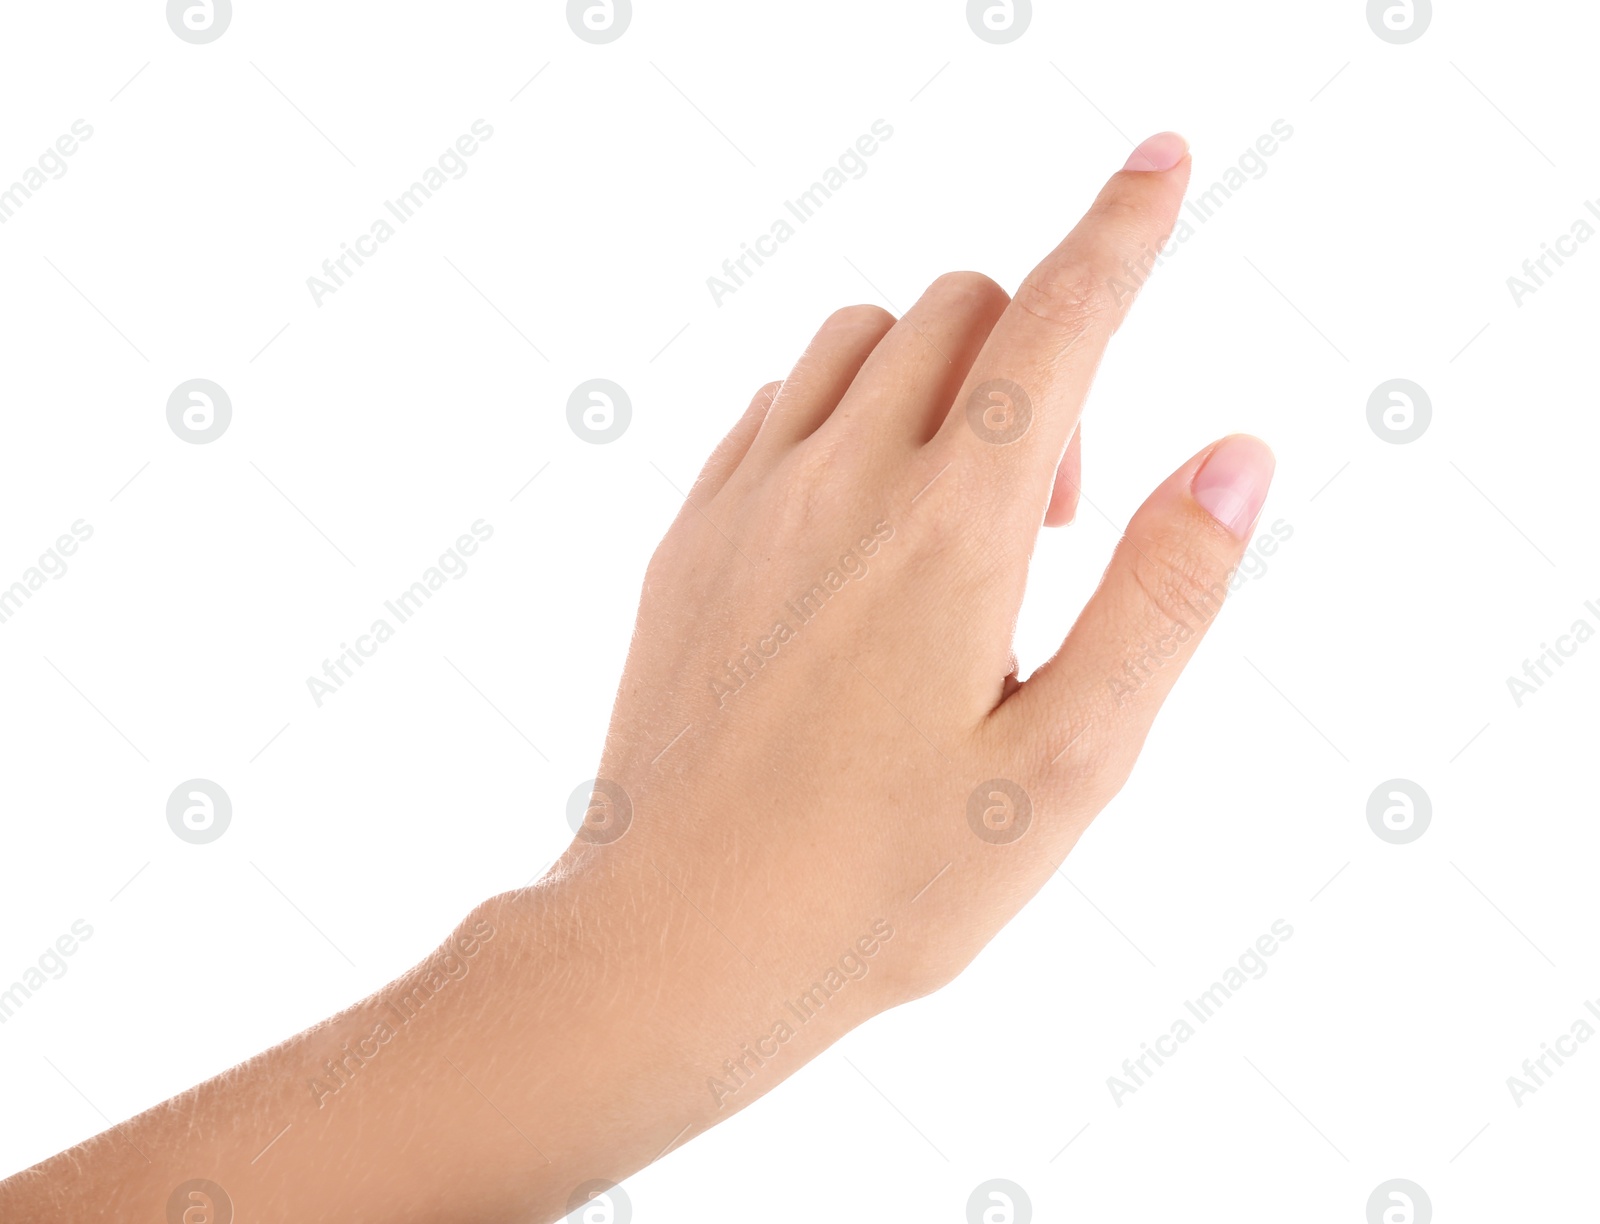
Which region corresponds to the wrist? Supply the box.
[483,858,891,1145]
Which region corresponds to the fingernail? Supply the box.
[1123,131,1188,173]
[1191,436,1275,539]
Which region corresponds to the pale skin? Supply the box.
[0,132,1276,1223]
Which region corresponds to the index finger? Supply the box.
[931,132,1192,527]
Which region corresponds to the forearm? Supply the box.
[0,866,872,1223]
[3,896,548,1221]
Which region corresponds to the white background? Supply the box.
[1,1,1596,1220]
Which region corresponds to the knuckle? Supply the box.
[898,464,993,568]
[1076,731,1142,809]
[900,507,963,571]
[824,302,896,333]
[1010,263,1114,337]
[641,536,681,602]
[644,514,736,608]
[1085,186,1168,250]
[776,439,858,527]
[925,269,1009,310]
[882,947,959,1004]
[1008,707,1129,813]
[1089,192,1149,229]
[1123,532,1230,633]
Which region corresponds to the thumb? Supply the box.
[998,434,1275,798]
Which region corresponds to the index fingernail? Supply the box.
[1123,132,1189,173]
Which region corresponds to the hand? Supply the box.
[0,131,1276,1224]
[552,126,1274,1143]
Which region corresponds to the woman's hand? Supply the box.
[545,125,1274,1169]
[0,131,1275,1224]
